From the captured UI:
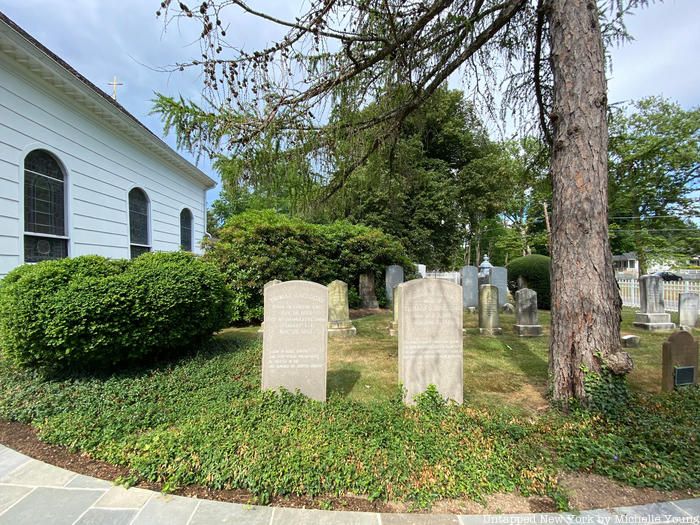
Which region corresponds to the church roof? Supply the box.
[0,11,216,189]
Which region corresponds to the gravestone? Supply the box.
[415,264,427,278]
[461,265,478,309]
[426,271,461,284]
[678,292,699,331]
[388,284,402,336]
[488,266,508,308]
[621,334,640,348]
[661,331,698,392]
[479,284,501,335]
[633,275,675,331]
[514,288,542,337]
[262,281,328,401]
[385,265,405,306]
[257,279,282,334]
[399,279,463,405]
[328,280,356,337]
[359,273,379,308]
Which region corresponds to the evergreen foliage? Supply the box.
[321,88,493,269]
[0,253,231,373]
[506,254,551,310]
[204,210,413,323]
[608,96,700,273]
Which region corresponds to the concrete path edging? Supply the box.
[0,444,698,524]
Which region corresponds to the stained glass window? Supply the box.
[24,150,67,262]
[128,188,150,258]
[180,208,193,251]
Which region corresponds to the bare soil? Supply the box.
[1,420,695,514]
[558,471,694,510]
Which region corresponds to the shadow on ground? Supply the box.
[327,368,361,396]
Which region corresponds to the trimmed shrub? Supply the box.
[507,254,551,310]
[204,210,414,323]
[0,252,231,372]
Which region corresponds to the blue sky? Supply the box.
[1,0,698,204]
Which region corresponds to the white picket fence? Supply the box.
[618,279,700,311]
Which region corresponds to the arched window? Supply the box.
[128,188,150,258]
[24,150,68,262]
[180,208,193,251]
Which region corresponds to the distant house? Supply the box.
[613,252,639,279]
[0,12,215,277]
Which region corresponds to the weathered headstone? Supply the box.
[359,273,379,308]
[633,275,675,331]
[328,280,356,337]
[415,264,427,278]
[621,334,640,348]
[388,284,402,336]
[262,281,328,401]
[661,331,698,392]
[678,292,699,331]
[426,271,461,284]
[258,279,282,334]
[385,265,405,306]
[479,284,501,335]
[461,265,478,309]
[513,288,542,337]
[399,279,463,404]
[488,266,508,308]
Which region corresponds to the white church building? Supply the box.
[0,12,216,277]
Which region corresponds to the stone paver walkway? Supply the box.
[0,444,698,524]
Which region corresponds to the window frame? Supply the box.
[21,148,70,264]
[127,186,151,259]
[180,207,193,252]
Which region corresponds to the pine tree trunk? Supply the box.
[547,0,631,406]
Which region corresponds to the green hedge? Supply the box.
[204,210,414,323]
[507,254,551,310]
[0,252,231,373]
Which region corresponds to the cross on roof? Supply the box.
[107,76,123,101]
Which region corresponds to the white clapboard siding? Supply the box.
[618,279,700,312]
[0,44,213,276]
[0,174,18,201]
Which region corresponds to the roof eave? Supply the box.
[0,11,217,190]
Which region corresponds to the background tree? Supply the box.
[608,96,700,274]
[321,88,494,269]
[462,137,551,265]
[154,0,643,406]
[205,151,320,234]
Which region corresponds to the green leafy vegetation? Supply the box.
[0,336,562,507]
[506,255,551,309]
[0,252,231,373]
[204,210,413,322]
[608,96,700,274]
[318,88,495,269]
[554,389,700,491]
[0,308,697,507]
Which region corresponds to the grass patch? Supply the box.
[0,307,698,506]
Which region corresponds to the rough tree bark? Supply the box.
[547,0,632,405]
